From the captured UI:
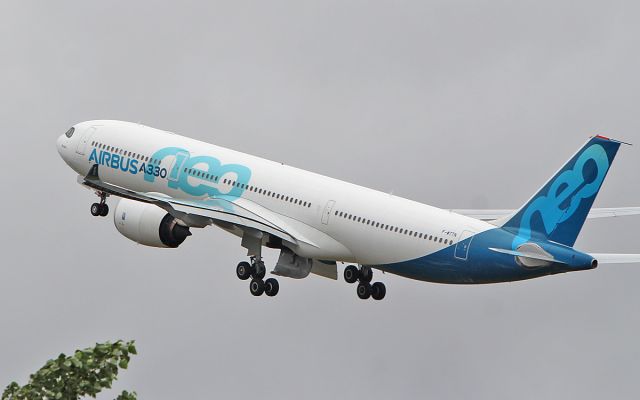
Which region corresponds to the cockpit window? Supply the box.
[65,127,75,138]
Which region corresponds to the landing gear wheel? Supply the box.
[250,279,265,296]
[371,282,386,300]
[236,262,252,280]
[357,282,372,300]
[344,265,359,284]
[99,204,109,217]
[264,278,280,297]
[90,203,101,217]
[252,262,266,280]
[359,266,373,283]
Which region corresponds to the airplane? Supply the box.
[56,120,640,300]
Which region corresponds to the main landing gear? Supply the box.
[90,192,109,217]
[236,257,279,297]
[344,265,386,300]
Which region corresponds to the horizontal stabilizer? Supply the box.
[489,247,564,265]
[590,253,640,264]
[451,207,640,221]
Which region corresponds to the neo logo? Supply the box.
[144,147,252,199]
[512,144,610,248]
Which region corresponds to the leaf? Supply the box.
[2,340,138,400]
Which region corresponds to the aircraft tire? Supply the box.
[236,262,252,280]
[250,279,265,296]
[357,282,371,300]
[359,266,373,283]
[344,265,359,284]
[90,203,101,217]
[252,263,266,280]
[99,204,109,217]
[371,282,386,300]
[265,278,279,297]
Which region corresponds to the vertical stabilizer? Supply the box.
[502,136,624,248]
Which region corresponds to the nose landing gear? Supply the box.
[90,192,109,217]
[237,257,279,297]
[345,265,386,300]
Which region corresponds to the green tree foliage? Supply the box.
[2,340,137,400]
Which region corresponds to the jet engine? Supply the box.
[113,199,191,248]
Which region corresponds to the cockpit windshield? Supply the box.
[65,127,75,138]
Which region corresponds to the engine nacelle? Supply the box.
[113,199,191,248]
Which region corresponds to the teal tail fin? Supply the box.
[502,136,625,248]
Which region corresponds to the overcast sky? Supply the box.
[1,1,640,399]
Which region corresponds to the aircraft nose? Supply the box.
[56,134,66,158]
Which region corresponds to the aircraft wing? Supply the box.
[590,254,640,264]
[78,165,313,248]
[451,207,640,221]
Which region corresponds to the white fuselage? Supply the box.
[58,120,493,266]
